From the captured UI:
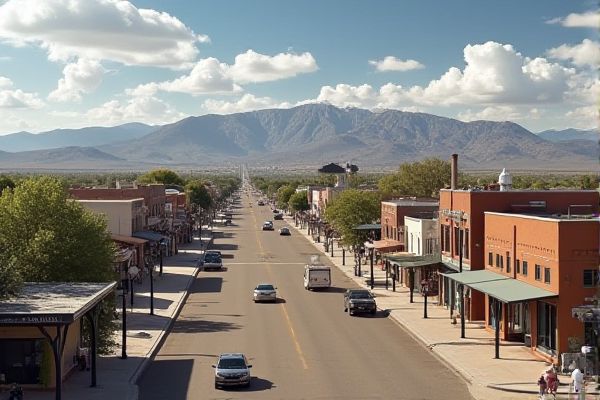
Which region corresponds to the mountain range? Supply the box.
[0,104,596,171]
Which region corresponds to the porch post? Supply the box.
[495,300,501,359]
[409,268,415,303]
[342,249,345,265]
[460,284,465,338]
[84,306,100,387]
[370,249,374,290]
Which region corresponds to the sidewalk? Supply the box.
[287,217,600,400]
[26,229,213,400]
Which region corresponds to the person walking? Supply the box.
[571,367,584,399]
[545,367,558,398]
[538,373,548,400]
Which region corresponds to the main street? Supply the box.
[139,191,474,400]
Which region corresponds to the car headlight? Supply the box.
[216,372,226,377]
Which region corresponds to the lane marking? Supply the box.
[249,197,309,370]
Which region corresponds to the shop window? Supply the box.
[544,268,551,284]
[454,227,460,255]
[583,269,599,287]
[488,252,493,266]
[496,254,503,269]
[537,302,557,353]
[535,264,541,281]
[522,261,528,276]
[464,229,469,259]
[516,259,520,274]
[506,254,511,273]
[0,339,44,384]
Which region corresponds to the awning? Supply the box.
[132,231,170,243]
[440,269,558,304]
[111,234,147,246]
[353,224,381,231]
[373,239,403,253]
[384,252,441,268]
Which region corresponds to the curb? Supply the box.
[126,237,209,398]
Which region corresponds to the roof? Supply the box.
[77,198,144,204]
[318,163,346,174]
[0,282,116,325]
[382,199,439,207]
[353,223,381,230]
[384,253,441,268]
[440,269,557,304]
[373,239,403,252]
[133,231,170,242]
[485,211,600,223]
[111,234,148,245]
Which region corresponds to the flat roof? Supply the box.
[384,253,441,268]
[485,211,600,223]
[440,189,597,194]
[0,282,116,325]
[382,199,439,207]
[77,198,144,203]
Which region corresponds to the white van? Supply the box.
[303,265,331,290]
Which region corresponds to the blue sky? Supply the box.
[0,0,597,134]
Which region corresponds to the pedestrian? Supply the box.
[571,367,584,394]
[544,367,558,398]
[538,373,547,399]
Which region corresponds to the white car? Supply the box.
[253,283,277,303]
[213,353,252,389]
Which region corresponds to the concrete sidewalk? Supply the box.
[287,217,600,400]
[25,229,213,400]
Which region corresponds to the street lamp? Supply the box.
[116,277,129,360]
[365,241,375,289]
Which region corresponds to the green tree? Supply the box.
[0,175,15,193]
[138,168,185,186]
[379,158,451,198]
[276,185,296,209]
[324,189,380,248]
[288,191,310,212]
[186,180,213,210]
[0,177,117,350]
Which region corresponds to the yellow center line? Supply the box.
[249,200,309,370]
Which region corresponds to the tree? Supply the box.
[288,191,310,212]
[138,169,185,186]
[324,189,380,248]
[0,175,15,193]
[276,185,296,210]
[0,177,117,350]
[379,158,451,198]
[186,180,213,210]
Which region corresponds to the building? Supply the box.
[404,216,440,293]
[379,199,439,253]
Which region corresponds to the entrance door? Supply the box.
[0,339,43,384]
[537,302,557,355]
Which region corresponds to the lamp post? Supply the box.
[117,278,128,360]
[364,242,375,290]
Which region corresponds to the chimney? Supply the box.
[451,154,458,190]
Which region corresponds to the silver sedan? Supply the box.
[253,283,277,303]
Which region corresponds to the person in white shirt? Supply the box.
[571,367,584,393]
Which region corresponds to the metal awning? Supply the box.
[440,269,558,304]
[373,239,403,253]
[353,224,381,230]
[133,231,170,243]
[384,253,441,268]
[111,234,148,246]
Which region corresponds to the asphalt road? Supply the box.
[139,190,474,400]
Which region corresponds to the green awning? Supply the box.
[440,269,558,304]
[353,224,381,230]
[385,253,441,268]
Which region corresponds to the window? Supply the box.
[454,227,460,255]
[443,225,450,252]
[583,270,599,287]
[506,254,511,273]
[544,268,551,284]
[496,254,503,269]
[522,261,528,276]
[488,252,493,266]
[516,259,520,274]
[537,302,557,353]
[464,229,469,259]
[535,264,541,281]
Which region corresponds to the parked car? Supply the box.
[203,252,223,271]
[344,289,377,316]
[279,227,291,236]
[257,200,265,206]
[212,353,252,389]
[262,221,274,231]
[274,213,284,220]
[272,209,279,214]
[253,283,277,303]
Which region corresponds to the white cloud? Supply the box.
[547,39,600,67]
[48,58,105,102]
[229,50,318,83]
[0,0,201,68]
[86,96,184,125]
[457,106,541,122]
[317,84,379,108]
[0,76,12,89]
[197,34,211,44]
[0,77,44,109]
[547,11,600,28]
[565,105,598,129]
[158,58,240,95]
[202,93,291,114]
[369,56,424,72]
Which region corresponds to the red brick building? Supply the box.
[379,199,439,252]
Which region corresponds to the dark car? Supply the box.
[278,227,291,236]
[344,289,377,316]
[274,213,284,220]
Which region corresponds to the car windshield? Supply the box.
[256,284,274,291]
[204,254,221,263]
[218,358,246,369]
[350,291,372,299]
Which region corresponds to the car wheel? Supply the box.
[349,310,354,316]
[344,307,347,312]
[214,383,219,390]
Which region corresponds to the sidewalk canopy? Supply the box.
[385,253,441,268]
[111,234,148,245]
[440,270,558,304]
[373,239,403,253]
[133,231,170,243]
[353,224,381,230]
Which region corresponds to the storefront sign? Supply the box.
[0,314,69,325]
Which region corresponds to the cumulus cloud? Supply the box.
[547,39,600,67]
[457,106,541,122]
[547,11,600,28]
[158,58,241,95]
[48,58,105,102]
[369,56,424,72]
[565,105,598,129]
[228,50,318,84]
[86,95,184,125]
[0,77,44,108]
[0,0,202,68]
[202,93,292,114]
[0,76,12,89]
[315,42,574,110]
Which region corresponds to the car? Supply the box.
[253,283,277,302]
[279,227,291,236]
[205,250,222,257]
[262,221,274,231]
[212,353,252,389]
[257,200,265,206]
[202,252,223,271]
[343,289,377,316]
[272,209,279,214]
[274,213,284,220]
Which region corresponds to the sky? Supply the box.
[0,0,597,135]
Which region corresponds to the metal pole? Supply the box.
[358,255,362,276]
[121,291,127,359]
[495,300,501,359]
[342,249,345,265]
[150,266,154,315]
[331,238,334,257]
[370,249,374,290]
[460,285,465,338]
[450,280,454,319]
[459,228,463,273]
[424,290,428,318]
[410,269,414,303]
[159,246,163,276]
[130,277,134,307]
[392,268,396,292]
[385,261,389,290]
